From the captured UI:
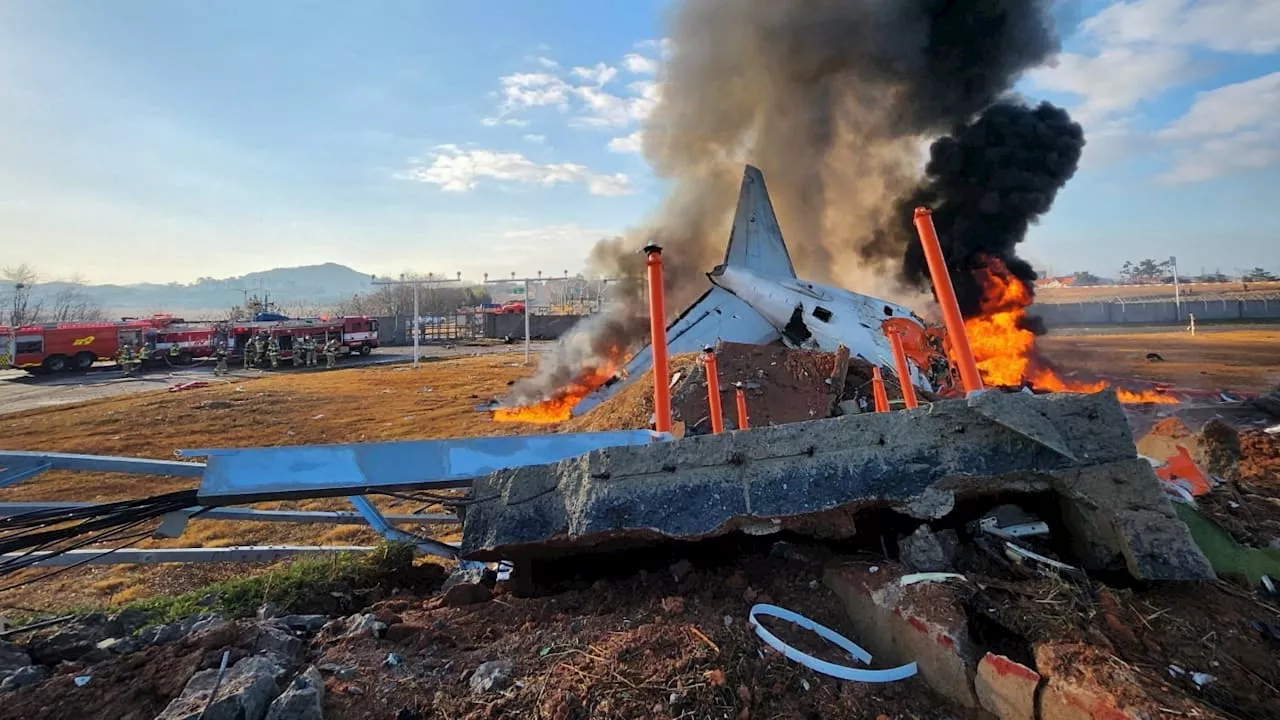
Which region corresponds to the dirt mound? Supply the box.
[564,343,885,434]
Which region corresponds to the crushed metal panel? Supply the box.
[573,287,780,416]
[188,431,667,503]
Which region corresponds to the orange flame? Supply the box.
[492,348,624,424]
[963,258,1176,404]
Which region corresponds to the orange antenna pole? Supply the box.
[872,367,890,413]
[703,346,724,433]
[734,382,749,430]
[912,208,984,395]
[645,245,672,433]
[885,330,919,409]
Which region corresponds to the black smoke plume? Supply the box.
[866,101,1085,319]
[507,0,1073,406]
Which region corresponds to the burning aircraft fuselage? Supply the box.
[571,165,932,417]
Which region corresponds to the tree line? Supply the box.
[2,264,106,327]
[1067,262,1278,287]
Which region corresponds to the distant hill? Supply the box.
[27,263,377,319]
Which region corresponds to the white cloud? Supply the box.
[498,72,572,113]
[1159,71,1280,138]
[622,53,658,74]
[483,223,614,274]
[1028,46,1194,124]
[607,130,645,153]
[522,133,546,144]
[1156,72,1280,182]
[399,145,632,196]
[1085,0,1280,54]
[481,116,530,128]
[570,63,619,86]
[530,55,559,69]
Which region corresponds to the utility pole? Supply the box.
[1169,255,1181,321]
[371,272,461,368]
[484,271,543,365]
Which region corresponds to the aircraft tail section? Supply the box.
[721,165,797,280]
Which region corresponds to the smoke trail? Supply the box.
[507,0,1068,405]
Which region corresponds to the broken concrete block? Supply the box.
[265,665,325,720]
[974,652,1040,720]
[900,526,951,572]
[462,391,1213,582]
[1034,643,1148,720]
[824,562,978,708]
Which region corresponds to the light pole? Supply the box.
[485,272,543,365]
[1170,255,1181,321]
[371,272,461,368]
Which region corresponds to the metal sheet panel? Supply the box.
[188,431,667,503]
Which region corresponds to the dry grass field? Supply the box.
[1,328,1277,612]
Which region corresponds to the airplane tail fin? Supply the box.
[720,165,797,280]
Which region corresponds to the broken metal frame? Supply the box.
[0,429,669,567]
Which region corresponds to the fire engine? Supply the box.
[2,315,379,373]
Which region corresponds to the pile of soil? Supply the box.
[564,343,883,434]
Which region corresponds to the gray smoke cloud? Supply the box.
[506,0,1064,407]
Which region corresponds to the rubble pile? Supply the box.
[563,343,891,434]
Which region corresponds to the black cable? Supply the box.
[0,531,153,594]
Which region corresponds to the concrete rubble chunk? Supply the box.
[461,391,1213,581]
[156,655,285,720]
[270,616,329,634]
[255,625,303,658]
[824,562,979,708]
[0,665,47,692]
[900,525,952,572]
[264,666,325,720]
[974,652,1040,720]
[469,660,514,695]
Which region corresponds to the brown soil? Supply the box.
[1039,329,1280,394]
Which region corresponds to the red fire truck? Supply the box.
[226,316,378,363]
[2,315,378,372]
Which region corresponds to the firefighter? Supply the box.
[324,338,339,369]
[267,335,281,369]
[117,343,136,376]
[252,331,268,367]
[213,341,229,376]
[242,338,253,370]
[302,336,317,367]
[168,342,181,365]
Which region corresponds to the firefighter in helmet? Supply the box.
[168,341,181,365]
[117,343,136,376]
[251,331,268,367]
[324,338,340,369]
[266,335,281,369]
[301,335,317,367]
[213,341,229,376]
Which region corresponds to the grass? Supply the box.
[121,542,428,625]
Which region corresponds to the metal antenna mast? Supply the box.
[484,271,544,365]
[371,272,461,368]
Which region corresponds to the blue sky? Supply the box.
[0,0,1276,286]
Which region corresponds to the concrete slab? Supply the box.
[460,390,1213,582]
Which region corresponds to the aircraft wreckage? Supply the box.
[0,165,1212,595]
